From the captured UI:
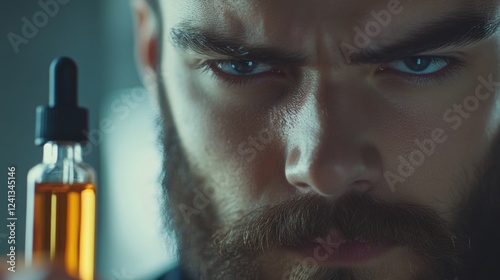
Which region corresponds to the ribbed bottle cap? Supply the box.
[35,57,88,146]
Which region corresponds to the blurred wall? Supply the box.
[99,1,177,278]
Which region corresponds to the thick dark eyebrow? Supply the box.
[170,11,499,65]
[349,12,500,64]
[169,25,308,65]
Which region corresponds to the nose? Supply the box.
[284,81,383,197]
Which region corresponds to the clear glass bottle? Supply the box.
[26,57,96,280]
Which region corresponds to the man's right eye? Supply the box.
[214,60,273,76]
[197,59,285,87]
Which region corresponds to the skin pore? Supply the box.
[135,0,500,279]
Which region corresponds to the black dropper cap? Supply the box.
[35,57,88,146]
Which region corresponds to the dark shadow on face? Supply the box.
[453,133,500,280]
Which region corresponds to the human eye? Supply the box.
[198,59,284,86]
[215,60,273,76]
[377,55,466,84]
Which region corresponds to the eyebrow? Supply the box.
[350,12,500,63]
[170,11,500,65]
[169,25,308,65]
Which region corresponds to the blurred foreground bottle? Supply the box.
[26,57,96,280]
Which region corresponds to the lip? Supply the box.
[284,230,392,266]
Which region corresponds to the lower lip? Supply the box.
[286,241,391,266]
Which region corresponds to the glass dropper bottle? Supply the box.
[26,57,96,280]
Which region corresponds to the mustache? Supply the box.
[213,191,468,263]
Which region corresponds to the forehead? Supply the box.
[161,0,498,49]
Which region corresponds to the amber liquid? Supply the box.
[32,183,96,280]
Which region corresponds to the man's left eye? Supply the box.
[384,56,452,75]
[215,60,273,76]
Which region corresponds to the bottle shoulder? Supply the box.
[28,161,96,184]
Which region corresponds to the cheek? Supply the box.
[163,48,283,208]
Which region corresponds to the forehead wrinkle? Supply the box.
[166,0,383,61]
[199,0,275,49]
[169,0,314,53]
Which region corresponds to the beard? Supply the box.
[154,81,500,280]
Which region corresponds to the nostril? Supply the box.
[351,180,372,193]
[295,182,309,188]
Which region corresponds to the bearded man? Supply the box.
[133,0,500,279]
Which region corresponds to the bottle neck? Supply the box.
[42,142,83,164]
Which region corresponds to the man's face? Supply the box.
[141,0,500,279]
